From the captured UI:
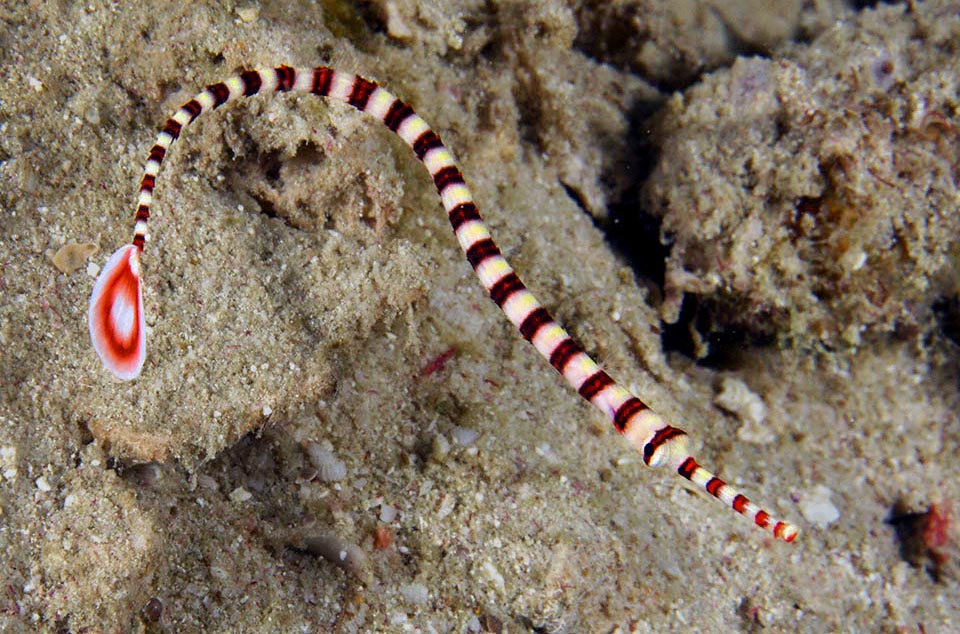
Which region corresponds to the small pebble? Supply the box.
[50,242,98,274]
[1,445,18,481]
[379,503,398,523]
[373,525,394,550]
[715,376,767,425]
[141,597,163,623]
[473,559,505,594]
[384,0,413,40]
[123,462,162,487]
[228,487,252,503]
[399,582,429,605]
[535,442,559,465]
[305,444,347,482]
[436,494,455,519]
[197,474,219,491]
[235,5,259,22]
[715,376,775,445]
[35,476,51,492]
[798,484,840,528]
[0,445,16,462]
[302,531,371,584]
[451,426,480,446]
[297,466,318,483]
[430,433,451,463]
[479,613,503,634]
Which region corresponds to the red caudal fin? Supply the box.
[88,244,145,380]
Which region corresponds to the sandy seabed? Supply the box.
[0,1,958,632]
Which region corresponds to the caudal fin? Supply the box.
[88,244,145,380]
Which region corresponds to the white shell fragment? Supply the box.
[228,487,253,503]
[399,583,429,605]
[303,531,371,583]
[305,443,347,482]
[715,376,776,445]
[797,485,840,528]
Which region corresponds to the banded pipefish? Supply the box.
[88,65,799,542]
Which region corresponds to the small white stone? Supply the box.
[715,376,767,425]
[798,485,840,528]
[306,444,347,482]
[379,503,398,523]
[197,474,219,491]
[399,582,429,605]
[384,1,413,40]
[35,476,51,492]
[235,5,259,22]
[451,426,479,446]
[436,494,455,519]
[715,376,775,445]
[535,442,559,465]
[228,487,252,503]
[0,445,17,481]
[473,559,505,594]
[840,246,867,273]
[431,433,451,463]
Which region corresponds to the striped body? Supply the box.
[89,65,798,542]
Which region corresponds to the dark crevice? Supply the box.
[933,295,960,348]
[697,315,777,369]
[887,500,952,583]
[234,145,328,235]
[659,294,699,360]
[263,151,283,182]
[576,96,783,363]
[571,5,776,94]
[850,0,898,9]
[559,180,589,216]
[567,98,711,360]
[584,100,684,353]
[247,151,291,228]
[655,295,777,368]
[592,100,666,286]
[203,431,302,526]
[251,191,280,221]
